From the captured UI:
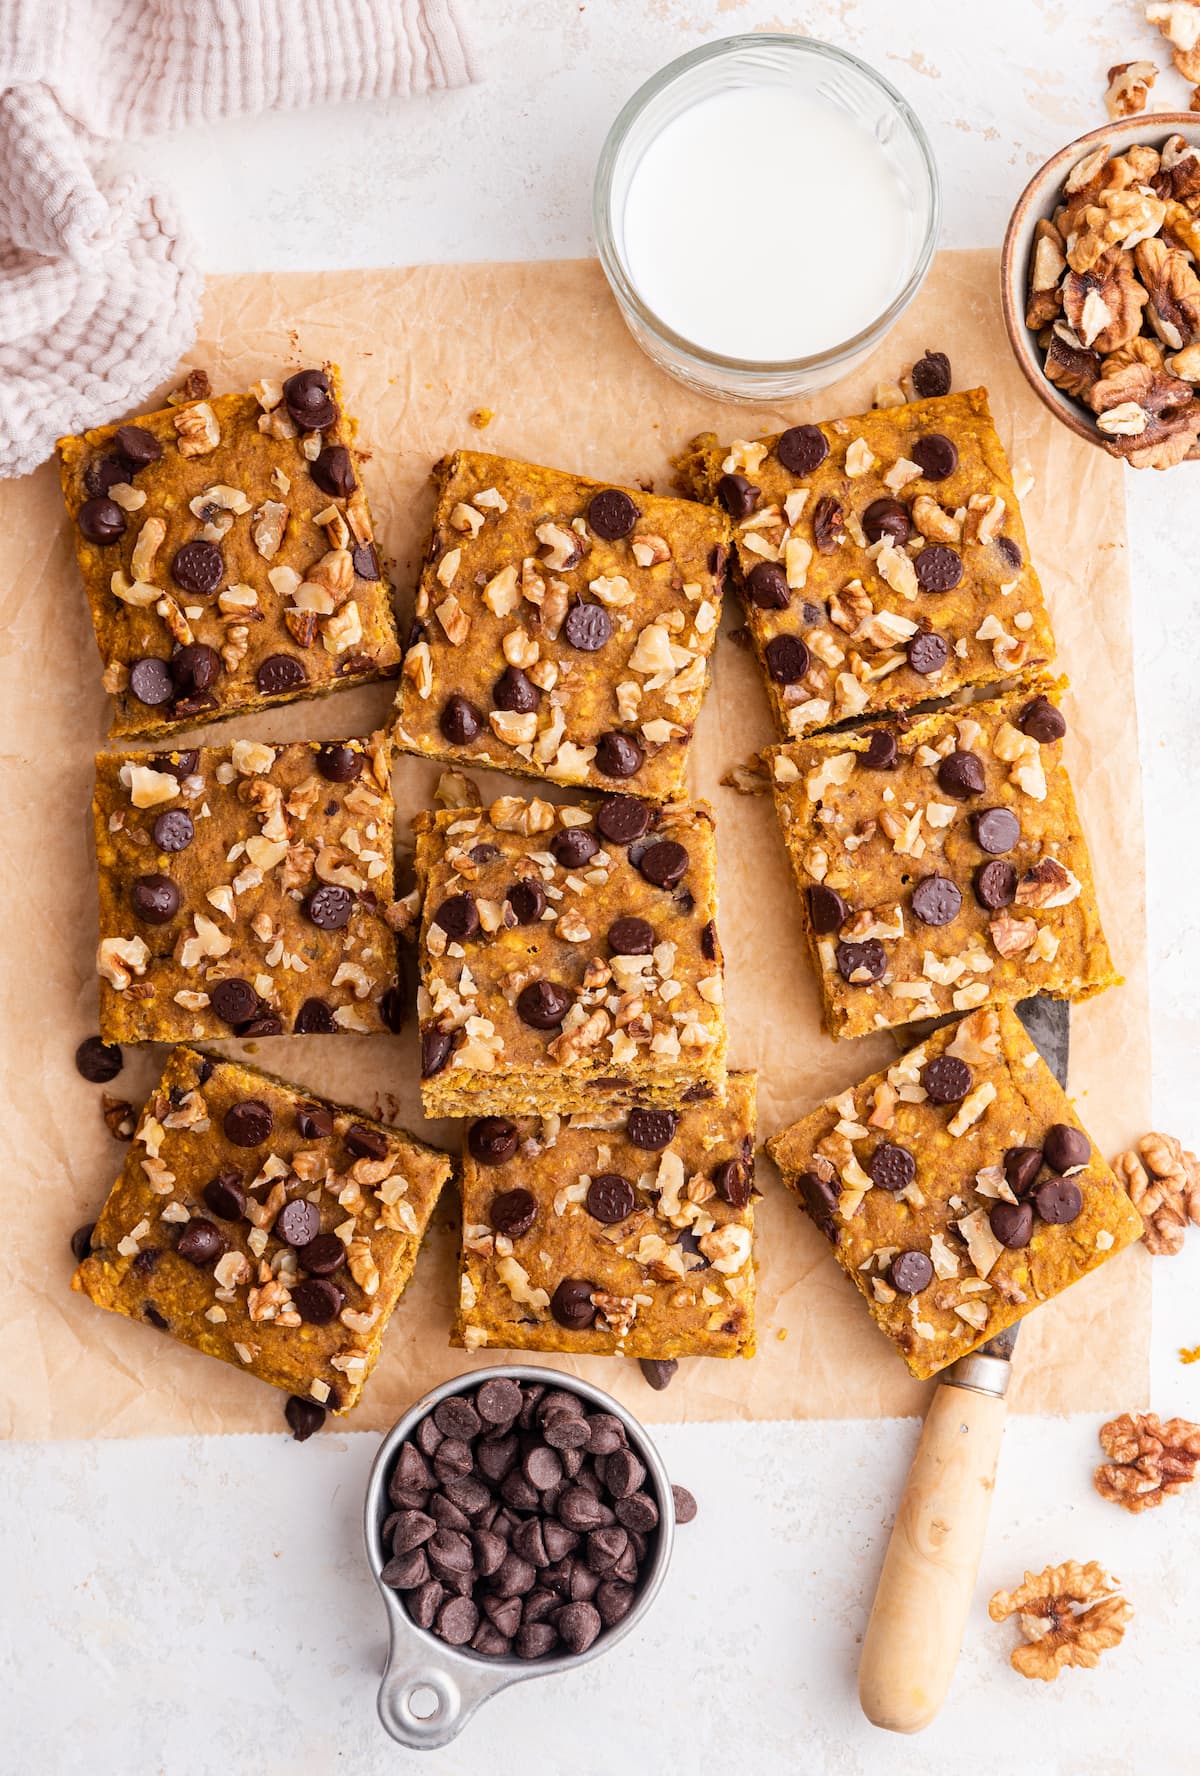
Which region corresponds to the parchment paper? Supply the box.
[0,251,1150,1440]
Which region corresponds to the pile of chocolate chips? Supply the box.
[379,1376,696,1659]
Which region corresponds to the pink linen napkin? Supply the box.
[0,0,476,477]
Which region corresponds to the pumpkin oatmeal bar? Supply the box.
[453,1073,757,1359]
[768,677,1117,1041]
[766,1006,1143,1380]
[94,733,400,1043]
[393,450,729,800]
[676,388,1054,737]
[57,367,401,737]
[72,1047,453,1412]
[413,794,727,1119]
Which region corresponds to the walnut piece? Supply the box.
[988,1560,1133,1681]
[1062,253,1148,354]
[1113,1129,1200,1254]
[1087,354,1200,468]
[1148,2,1200,82]
[1105,60,1157,120]
[1094,1410,1200,1512]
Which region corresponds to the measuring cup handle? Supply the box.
[376,1615,522,1749]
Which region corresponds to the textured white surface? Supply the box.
[5,1,1200,1770]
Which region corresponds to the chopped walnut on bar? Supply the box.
[988,1561,1133,1681]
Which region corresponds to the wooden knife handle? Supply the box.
[858,1378,1009,1734]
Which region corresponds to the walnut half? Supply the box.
[988,1560,1133,1681]
[1113,1129,1200,1254]
[1094,1410,1200,1512]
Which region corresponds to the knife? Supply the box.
[857,995,1069,1735]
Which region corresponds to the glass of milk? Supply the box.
[594,35,940,401]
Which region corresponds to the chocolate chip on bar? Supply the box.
[766,1005,1144,1381]
[380,1377,696,1658]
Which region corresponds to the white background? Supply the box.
[4,3,1199,1771]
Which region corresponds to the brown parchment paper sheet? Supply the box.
[0,251,1150,1441]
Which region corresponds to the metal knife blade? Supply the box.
[969,995,1070,1365]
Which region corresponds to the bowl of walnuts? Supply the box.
[1000,114,1200,469]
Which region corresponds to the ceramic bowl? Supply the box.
[363,1366,676,1749]
[999,112,1200,449]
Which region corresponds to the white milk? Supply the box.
[620,84,915,362]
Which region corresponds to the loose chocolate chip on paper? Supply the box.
[310,444,356,498]
[78,496,126,544]
[551,827,599,869]
[469,1116,520,1166]
[989,1201,1034,1249]
[171,539,223,595]
[862,497,912,546]
[764,634,810,684]
[256,654,307,696]
[284,1396,326,1442]
[716,472,759,519]
[491,1188,537,1239]
[294,996,337,1034]
[75,1036,122,1083]
[595,731,644,778]
[889,1249,934,1294]
[586,1173,636,1224]
[671,1485,698,1525]
[440,693,483,744]
[517,980,573,1029]
[937,749,986,799]
[433,892,479,941]
[808,885,847,934]
[563,602,613,651]
[152,808,194,852]
[907,630,949,675]
[204,1170,247,1221]
[1043,1124,1091,1172]
[639,1358,678,1391]
[868,1142,917,1192]
[910,350,952,399]
[974,859,1017,910]
[835,938,887,984]
[596,796,651,845]
[972,807,1020,854]
[914,544,963,593]
[1034,1176,1084,1225]
[911,874,963,927]
[745,561,790,609]
[551,1278,599,1329]
[921,1055,973,1104]
[588,488,639,539]
[128,657,175,707]
[912,433,959,480]
[777,423,828,476]
[223,1098,274,1146]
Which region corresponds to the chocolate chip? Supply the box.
[1044,1124,1091,1172]
[352,540,381,580]
[409,1580,445,1629]
[128,657,174,706]
[256,654,307,696]
[551,1279,598,1330]
[84,455,129,496]
[595,732,644,778]
[316,743,362,783]
[439,693,483,744]
[972,807,1020,854]
[700,920,719,962]
[911,874,962,927]
[75,1036,122,1083]
[907,630,949,675]
[302,882,353,932]
[1017,694,1067,744]
[556,1600,602,1653]
[345,1125,388,1165]
[285,1396,326,1441]
[586,1173,636,1224]
[208,979,257,1029]
[70,1223,96,1262]
[808,884,847,934]
[638,839,688,889]
[421,1026,455,1077]
[517,980,573,1029]
[777,424,828,475]
[435,1396,483,1441]
[861,729,899,770]
[204,1170,246,1220]
[310,444,356,498]
[587,488,639,539]
[223,1099,274,1146]
[78,497,125,544]
[493,665,540,712]
[716,472,759,519]
[974,859,1017,910]
[551,827,599,869]
[177,1218,225,1267]
[889,1249,934,1293]
[638,1358,678,1391]
[910,350,952,399]
[1004,1146,1044,1197]
[523,1446,564,1494]
[1034,1176,1084,1224]
[745,561,790,609]
[626,1108,677,1150]
[381,1548,431,1590]
[920,1055,972,1104]
[293,996,336,1034]
[671,1485,698,1525]
[812,494,847,553]
[937,749,986,799]
[469,1116,520,1166]
[914,544,962,592]
[868,1142,916,1192]
[996,534,1022,570]
[294,1278,344,1324]
[165,690,217,723]
[295,1102,333,1140]
[283,368,338,430]
[276,1198,321,1247]
[125,872,178,926]
[596,1579,636,1626]
[862,497,912,546]
[151,808,194,853]
[912,433,959,480]
[514,1622,556,1659]
[990,1201,1034,1248]
[608,916,654,955]
[491,1189,537,1239]
[143,1304,169,1330]
[713,1157,752,1209]
[171,643,221,696]
[563,602,612,651]
[298,1233,345,1277]
[433,892,479,941]
[500,879,543,927]
[604,1448,645,1499]
[835,939,886,984]
[596,797,651,845]
[558,1484,605,1529]
[114,424,163,469]
[586,1526,628,1572]
[764,634,810,684]
[171,540,223,595]
[435,1596,479,1647]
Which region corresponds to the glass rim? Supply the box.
[593,33,942,378]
